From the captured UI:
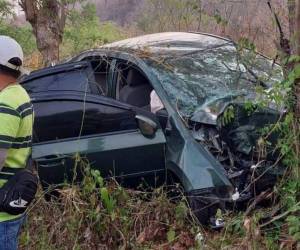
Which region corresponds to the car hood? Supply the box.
[189,92,283,125]
[190,93,242,125]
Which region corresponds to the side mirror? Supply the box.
[135,115,158,138]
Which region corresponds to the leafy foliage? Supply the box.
[19,167,198,249]
[0,1,36,56]
[137,0,220,33]
[62,3,124,56]
[0,22,36,56]
[0,2,124,63]
[0,0,13,19]
[219,105,235,126]
[1,1,297,247]
[222,39,300,245]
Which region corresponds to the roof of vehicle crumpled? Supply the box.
[103,32,231,54]
[106,32,283,124]
[106,33,282,122]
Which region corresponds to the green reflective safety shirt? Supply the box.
[0,84,33,222]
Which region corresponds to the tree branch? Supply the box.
[18,0,37,24]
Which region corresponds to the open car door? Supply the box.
[31,93,166,190]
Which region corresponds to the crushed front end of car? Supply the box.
[190,102,284,207]
[143,34,285,226]
[170,102,285,228]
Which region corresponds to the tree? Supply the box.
[138,0,208,32]
[293,0,300,116]
[269,0,300,116]
[63,3,101,55]
[0,0,13,19]
[18,0,70,66]
[0,22,36,55]
[62,3,123,56]
[282,0,300,116]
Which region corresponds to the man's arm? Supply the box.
[150,90,164,114]
[0,101,21,171]
[0,149,7,171]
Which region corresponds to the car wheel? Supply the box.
[166,171,184,202]
[187,192,224,228]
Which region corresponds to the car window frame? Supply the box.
[111,59,154,100]
[31,91,144,143]
[31,91,135,111]
[70,50,175,117]
[70,52,117,98]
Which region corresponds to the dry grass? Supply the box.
[18,180,299,249]
[19,171,200,250]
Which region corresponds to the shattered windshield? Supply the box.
[146,44,283,121]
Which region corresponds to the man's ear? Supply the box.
[0,65,21,80]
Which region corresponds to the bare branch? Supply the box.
[18,0,37,24]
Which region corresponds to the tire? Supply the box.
[187,193,220,226]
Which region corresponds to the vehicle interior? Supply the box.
[115,63,153,110]
[80,57,169,129]
[115,62,169,129]
[88,57,111,95]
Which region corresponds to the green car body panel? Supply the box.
[32,60,232,194]
[27,32,284,224]
[32,48,233,195]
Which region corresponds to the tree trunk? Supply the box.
[19,0,67,66]
[295,0,300,55]
[35,12,61,66]
[294,0,300,117]
[288,0,296,52]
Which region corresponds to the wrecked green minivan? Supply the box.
[22,32,284,226]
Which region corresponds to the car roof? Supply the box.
[105,32,231,47]
[78,32,234,57]
[74,31,276,67]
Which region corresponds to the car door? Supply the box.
[31,93,166,190]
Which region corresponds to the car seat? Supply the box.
[94,73,107,94]
[119,68,152,107]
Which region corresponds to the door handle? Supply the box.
[36,155,67,168]
[37,155,68,162]
[38,162,64,168]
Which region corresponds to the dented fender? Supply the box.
[165,115,233,197]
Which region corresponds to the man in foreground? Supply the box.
[0,36,34,250]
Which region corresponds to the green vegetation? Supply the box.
[62,3,124,57]
[0,23,36,56]
[229,43,300,248]
[137,0,219,33]
[0,2,124,62]
[0,1,299,248]
[20,160,299,249]
[19,167,199,249]
[0,1,36,56]
[0,0,13,18]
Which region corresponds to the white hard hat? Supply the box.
[0,36,24,73]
